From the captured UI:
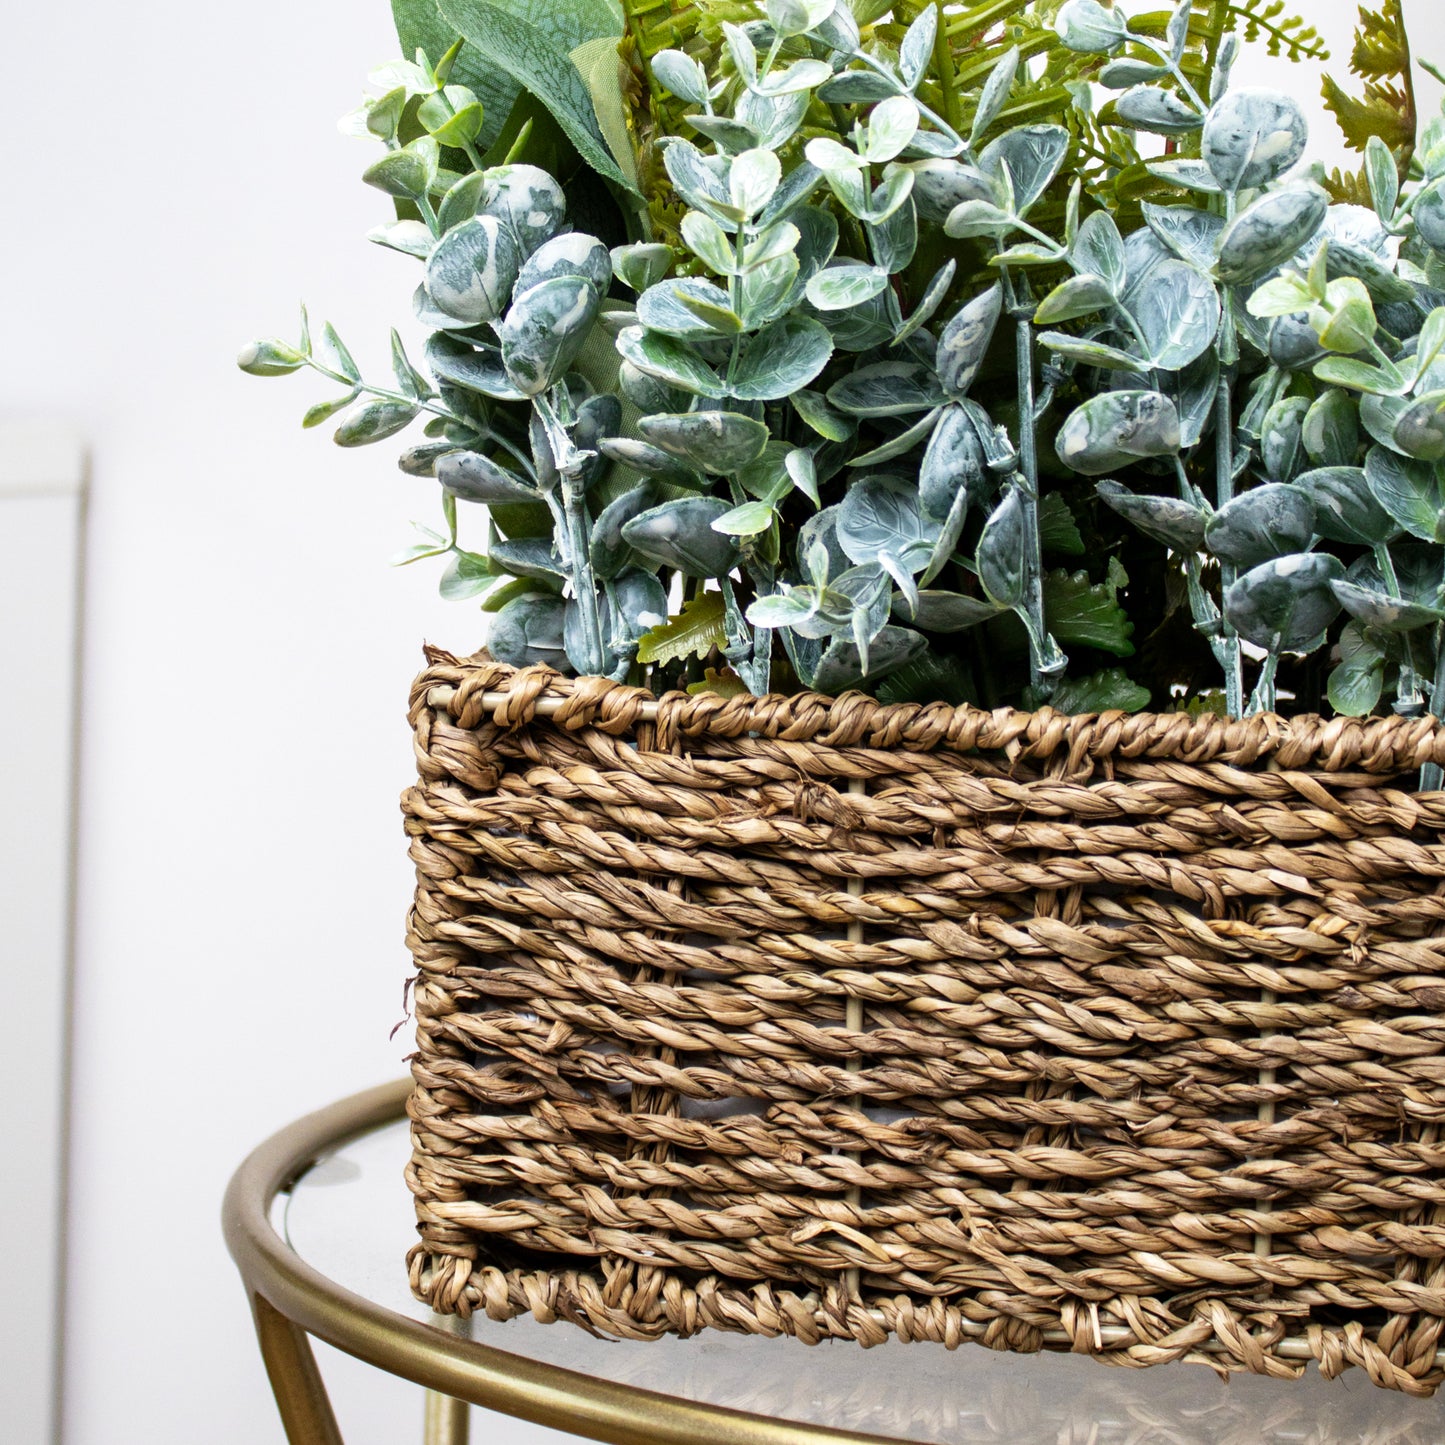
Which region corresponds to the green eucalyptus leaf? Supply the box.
[806,265,890,310]
[611,242,673,293]
[363,147,432,199]
[487,591,568,669]
[837,475,940,608]
[489,536,568,581]
[894,258,957,345]
[1327,621,1386,715]
[651,48,708,104]
[436,449,536,503]
[1217,185,1328,286]
[1069,210,1126,291]
[1300,465,1398,544]
[497,275,600,395]
[596,437,705,490]
[866,198,918,275]
[1034,274,1115,326]
[334,397,419,446]
[1145,158,1223,195]
[426,334,528,400]
[1204,483,1316,567]
[590,480,661,578]
[1223,551,1345,651]
[978,125,1069,216]
[936,284,1002,398]
[302,391,361,428]
[663,137,739,225]
[1126,259,1220,371]
[977,487,1027,608]
[621,496,742,575]
[1364,445,1445,542]
[971,46,1019,146]
[479,164,567,256]
[861,96,921,164]
[828,361,948,417]
[1363,137,1396,221]
[1096,480,1209,551]
[1394,391,1445,462]
[1260,395,1310,482]
[919,404,987,522]
[638,410,770,475]
[615,326,725,398]
[899,590,1004,631]
[1331,577,1445,631]
[811,626,927,692]
[899,5,937,88]
[1302,389,1360,467]
[1056,391,1181,475]
[1037,332,1148,374]
[1142,204,1225,271]
[1099,58,1170,87]
[1201,87,1307,192]
[712,500,774,537]
[237,339,305,377]
[851,407,945,467]
[514,232,611,296]
[910,159,995,223]
[730,314,833,401]
[438,549,496,601]
[638,277,741,338]
[1055,0,1127,54]
[426,214,521,324]
[368,219,436,258]
[1113,86,1202,136]
[791,389,855,442]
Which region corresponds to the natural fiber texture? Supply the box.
[403,653,1445,1393]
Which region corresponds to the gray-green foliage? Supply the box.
[241,0,1445,763]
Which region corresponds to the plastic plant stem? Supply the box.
[1214,369,1244,716]
[1425,623,1445,791]
[1375,544,1424,712]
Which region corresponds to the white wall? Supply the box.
[1,2,1442,1443]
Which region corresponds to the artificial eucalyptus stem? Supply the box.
[1213,367,1245,716]
[1013,302,1062,694]
[541,387,608,677]
[1375,545,1424,711]
[1424,623,1445,791]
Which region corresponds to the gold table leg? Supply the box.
[423,1313,470,1445]
[251,1292,344,1445]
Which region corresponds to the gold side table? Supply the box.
[223,1080,1445,1445]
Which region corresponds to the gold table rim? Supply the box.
[221,1077,914,1445]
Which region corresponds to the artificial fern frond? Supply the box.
[1227,0,1328,62]
[1321,0,1416,165]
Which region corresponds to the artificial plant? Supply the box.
[241,0,1445,745]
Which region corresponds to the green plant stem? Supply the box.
[539,387,608,675]
[1014,309,1064,693]
[1424,623,1445,790]
[1213,371,1245,716]
[1374,544,1424,711]
[1170,458,1227,671]
[1247,651,1279,715]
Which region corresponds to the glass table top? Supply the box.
[279,1115,1444,1444]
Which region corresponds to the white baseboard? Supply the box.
[0,419,86,1445]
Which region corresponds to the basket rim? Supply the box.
[412,649,1445,777]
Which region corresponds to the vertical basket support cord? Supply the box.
[845,777,866,1305]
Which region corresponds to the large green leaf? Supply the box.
[392,0,518,149]
[436,0,637,192]
[1043,558,1135,656]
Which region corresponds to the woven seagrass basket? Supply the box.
[402,651,1445,1394]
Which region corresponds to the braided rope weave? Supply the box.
[403,652,1445,1393]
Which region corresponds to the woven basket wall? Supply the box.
[402,652,1445,1394]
